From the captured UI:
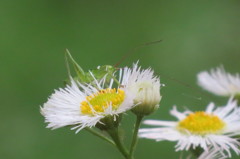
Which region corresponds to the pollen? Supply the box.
[80,88,125,115]
[177,111,225,135]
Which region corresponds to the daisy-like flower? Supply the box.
[139,99,240,157]
[41,71,135,133]
[197,67,240,97]
[121,62,161,116]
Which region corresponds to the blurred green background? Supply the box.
[1,0,240,158]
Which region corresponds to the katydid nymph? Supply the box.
[64,40,163,88]
[64,49,117,87]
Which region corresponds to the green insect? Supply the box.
[65,49,117,86]
[64,40,162,86]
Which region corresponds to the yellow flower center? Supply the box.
[80,88,125,115]
[177,111,225,135]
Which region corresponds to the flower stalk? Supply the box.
[129,115,144,158]
[107,128,131,159]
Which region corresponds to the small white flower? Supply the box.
[197,67,240,96]
[121,62,161,116]
[139,99,240,157]
[41,73,135,133]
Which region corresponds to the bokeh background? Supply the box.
[1,0,240,158]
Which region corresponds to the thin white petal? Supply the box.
[197,67,240,96]
[143,120,176,127]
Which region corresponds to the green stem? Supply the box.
[129,115,143,158]
[107,128,130,159]
[85,127,115,146]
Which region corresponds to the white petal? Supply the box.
[170,106,186,120]
[197,67,240,96]
[143,120,177,127]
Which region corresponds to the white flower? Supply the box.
[197,67,240,96]
[121,62,161,116]
[41,73,135,133]
[139,99,240,157]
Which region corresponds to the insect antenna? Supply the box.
[114,40,213,102]
[160,72,220,103]
[114,40,163,68]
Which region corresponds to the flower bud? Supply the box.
[130,80,161,116]
[122,63,161,116]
